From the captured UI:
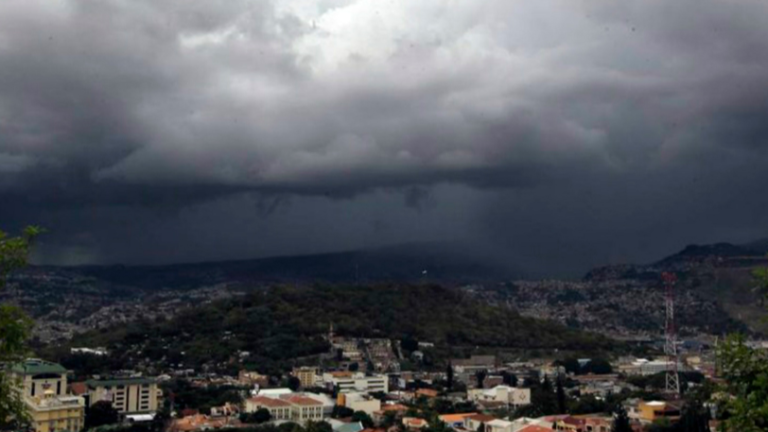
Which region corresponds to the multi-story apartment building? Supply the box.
[85,377,162,416]
[11,359,85,432]
[292,367,318,389]
[321,372,389,394]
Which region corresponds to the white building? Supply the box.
[630,359,682,376]
[340,392,381,415]
[256,388,294,397]
[322,372,389,394]
[70,347,108,356]
[486,419,514,432]
[467,386,530,407]
[302,392,336,415]
[244,395,325,425]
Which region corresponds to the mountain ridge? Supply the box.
[23,241,517,290]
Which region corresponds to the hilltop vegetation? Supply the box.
[11,238,768,347]
[58,284,614,374]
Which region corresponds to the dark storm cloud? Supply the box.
[1,0,768,270]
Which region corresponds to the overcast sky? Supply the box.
[2,0,768,276]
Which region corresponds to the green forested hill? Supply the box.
[61,284,614,374]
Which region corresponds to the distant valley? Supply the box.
[4,238,768,345]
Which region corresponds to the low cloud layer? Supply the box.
[1,0,767,274]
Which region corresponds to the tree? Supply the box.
[251,408,272,424]
[647,418,675,432]
[677,399,710,432]
[306,421,333,432]
[401,336,419,353]
[0,226,41,429]
[501,372,517,387]
[531,376,558,416]
[717,334,768,431]
[476,423,485,432]
[475,370,487,389]
[556,358,581,375]
[86,400,119,429]
[351,411,373,428]
[0,226,42,286]
[426,420,451,432]
[715,262,768,431]
[331,405,354,419]
[382,411,398,428]
[555,376,567,414]
[446,363,454,391]
[611,405,632,432]
[569,394,608,415]
[287,376,301,392]
[278,422,304,432]
[432,398,455,415]
[583,358,613,375]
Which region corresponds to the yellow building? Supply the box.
[86,377,162,416]
[11,359,85,432]
[292,367,318,389]
[637,401,681,424]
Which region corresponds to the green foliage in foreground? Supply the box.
[716,259,768,432]
[0,226,42,428]
[717,334,768,431]
[0,226,43,288]
[70,284,615,372]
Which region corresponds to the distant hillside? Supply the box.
[742,238,768,255]
[43,242,517,291]
[12,237,768,344]
[655,242,759,264]
[582,239,768,335]
[61,284,615,373]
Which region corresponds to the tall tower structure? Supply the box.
[663,272,680,395]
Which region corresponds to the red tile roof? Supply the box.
[403,418,428,428]
[69,382,88,395]
[248,396,291,407]
[561,416,586,426]
[439,413,477,423]
[286,395,323,406]
[382,404,409,412]
[467,414,497,423]
[416,389,439,398]
[517,426,553,432]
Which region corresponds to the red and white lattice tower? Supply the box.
[663,272,680,395]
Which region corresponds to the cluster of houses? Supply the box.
[7,347,721,432]
[169,354,699,432]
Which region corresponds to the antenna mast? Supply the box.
[663,272,680,395]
